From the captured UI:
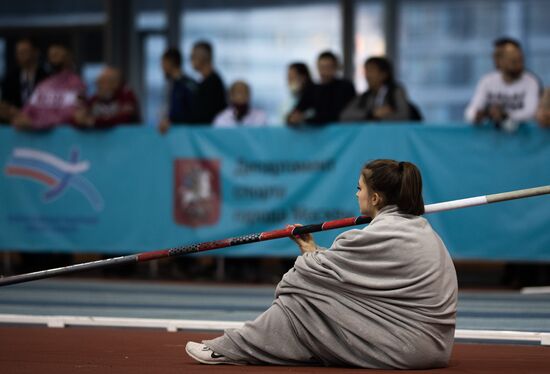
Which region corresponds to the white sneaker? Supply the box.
[185,341,245,365]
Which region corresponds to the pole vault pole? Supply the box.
[1,185,549,287]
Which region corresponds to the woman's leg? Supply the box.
[203,300,318,365]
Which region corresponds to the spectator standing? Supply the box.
[465,40,540,128]
[11,43,85,129]
[340,57,418,122]
[75,66,140,128]
[285,62,316,125]
[158,48,197,133]
[190,41,226,124]
[290,51,355,125]
[0,38,48,122]
[213,80,267,127]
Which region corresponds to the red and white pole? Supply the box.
[0,185,548,287]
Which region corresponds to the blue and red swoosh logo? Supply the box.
[4,147,104,211]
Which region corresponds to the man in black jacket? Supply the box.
[0,38,48,123]
[189,41,226,124]
[291,51,355,125]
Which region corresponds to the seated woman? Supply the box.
[186,159,458,369]
[340,57,419,122]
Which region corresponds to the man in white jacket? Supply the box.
[465,39,540,127]
[213,81,267,127]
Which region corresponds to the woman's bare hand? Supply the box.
[288,224,318,254]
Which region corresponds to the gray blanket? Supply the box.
[205,205,458,369]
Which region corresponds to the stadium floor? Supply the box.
[1,279,549,373]
[1,327,550,373]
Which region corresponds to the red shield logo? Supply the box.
[173,159,220,227]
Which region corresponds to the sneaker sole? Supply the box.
[185,345,246,366]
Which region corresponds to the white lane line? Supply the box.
[0,314,548,346]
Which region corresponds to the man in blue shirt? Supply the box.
[158,48,196,133]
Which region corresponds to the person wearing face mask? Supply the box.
[465,39,541,128]
[74,66,140,128]
[213,80,267,127]
[11,43,85,129]
[285,62,315,126]
[340,57,417,122]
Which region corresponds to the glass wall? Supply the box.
[354,1,385,93]
[135,2,168,126]
[397,0,550,122]
[181,1,341,125]
[82,63,105,96]
[143,34,168,126]
[525,0,550,86]
[4,1,546,125]
[398,0,504,122]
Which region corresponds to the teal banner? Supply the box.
[1,124,549,260]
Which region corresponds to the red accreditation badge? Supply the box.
[173,159,221,227]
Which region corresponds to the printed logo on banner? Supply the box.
[3,147,104,212]
[174,159,220,227]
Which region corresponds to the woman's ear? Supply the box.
[371,192,382,208]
